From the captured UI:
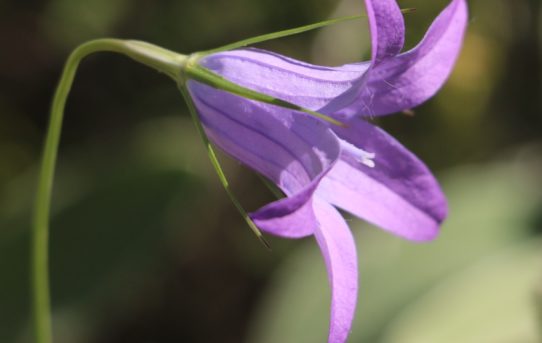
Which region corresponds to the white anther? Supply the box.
[359,150,376,168]
[340,140,376,169]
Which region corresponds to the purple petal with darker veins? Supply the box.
[199,1,466,121]
[363,0,405,65]
[317,119,447,241]
[313,199,358,343]
[199,48,369,112]
[198,0,405,109]
[351,0,468,116]
[187,81,340,238]
[319,0,406,116]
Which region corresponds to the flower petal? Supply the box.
[250,188,317,238]
[363,0,405,65]
[313,199,358,343]
[188,81,341,238]
[199,0,405,109]
[199,48,369,112]
[199,1,465,120]
[317,119,447,241]
[352,0,468,116]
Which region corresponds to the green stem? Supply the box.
[32,39,186,343]
[178,86,271,250]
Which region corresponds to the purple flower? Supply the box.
[186,0,467,342]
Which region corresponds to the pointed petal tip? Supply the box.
[313,200,358,343]
[403,223,441,242]
[364,0,406,64]
[403,199,448,242]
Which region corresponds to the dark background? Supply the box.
[1,0,541,342]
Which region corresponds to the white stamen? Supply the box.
[359,150,376,168]
[340,140,376,168]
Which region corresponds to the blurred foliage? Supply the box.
[43,0,131,47]
[0,0,541,342]
[0,165,202,342]
[382,239,542,343]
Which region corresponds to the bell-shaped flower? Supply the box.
[185,0,468,342]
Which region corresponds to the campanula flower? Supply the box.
[185,0,468,342]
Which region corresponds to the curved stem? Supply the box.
[32,39,186,343]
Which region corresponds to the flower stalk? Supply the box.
[32,38,187,343]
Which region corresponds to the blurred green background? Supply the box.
[1,0,541,342]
